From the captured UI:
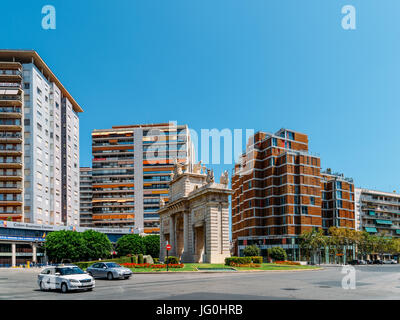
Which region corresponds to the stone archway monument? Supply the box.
[159,162,232,264]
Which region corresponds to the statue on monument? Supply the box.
[206,168,215,183]
[220,170,229,186]
[173,158,183,177]
[193,161,202,174]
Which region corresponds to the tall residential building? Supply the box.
[231,128,355,258]
[91,123,194,233]
[0,50,83,226]
[0,60,24,221]
[79,167,93,227]
[321,169,355,232]
[355,188,400,238]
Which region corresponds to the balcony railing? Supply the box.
[0,70,22,76]
[0,106,21,113]
[0,96,22,102]
[0,133,22,139]
[0,172,22,177]
[0,146,22,151]
[0,119,21,126]
[0,82,21,88]
[0,196,22,201]
[0,185,22,189]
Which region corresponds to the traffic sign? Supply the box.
[166,244,172,251]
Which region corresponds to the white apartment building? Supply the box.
[0,50,82,226]
[355,188,400,238]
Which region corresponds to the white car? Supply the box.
[38,265,95,293]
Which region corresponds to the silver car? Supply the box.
[38,265,95,293]
[87,262,132,280]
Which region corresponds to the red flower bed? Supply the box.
[229,262,261,268]
[274,261,300,265]
[121,263,184,269]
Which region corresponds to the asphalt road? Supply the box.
[0,265,399,300]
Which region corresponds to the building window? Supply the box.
[310,196,315,205]
[301,206,308,215]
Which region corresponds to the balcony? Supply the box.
[0,119,22,130]
[0,184,22,192]
[0,199,23,206]
[0,212,22,220]
[0,132,22,141]
[0,69,22,81]
[0,106,22,118]
[0,145,22,155]
[0,172,22,181]
[0,161,22,169]
[0,83,22,97]
[0,95,22,106]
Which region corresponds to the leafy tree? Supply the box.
[300,228,327,264]
[81,230,112,261]
[116,234,146,256]
[44,230,86,263]
[243,244,260,257]
[268,247,287,261]
[143,235,160,258]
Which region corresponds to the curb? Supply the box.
[131,268,323,274]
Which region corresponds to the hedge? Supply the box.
[165,256,179,264]
[250,256,263,264]
[225,257,251,266]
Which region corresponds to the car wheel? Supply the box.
[107,272,114,280]
[87,288,93,291]
[39,281,46,291]
[61,283,68,294]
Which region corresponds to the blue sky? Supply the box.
[1,0,399,192]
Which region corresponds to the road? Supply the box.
[0,265,399,299]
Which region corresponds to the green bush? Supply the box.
[75,262,92,270]
[268,247,287,261]
[116,234,146,256]
[225,256,252,266]
[138,254,144,264]
[250,256,263,264]
[143,235,160,259]
[165,256,179,264]
[44,230,112,263]
[243,245,260,257]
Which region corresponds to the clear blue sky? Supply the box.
[2,0,399,192]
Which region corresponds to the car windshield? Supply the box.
[105,263,121,268]
[56,267,85,275]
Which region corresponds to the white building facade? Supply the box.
[0,50,82,226]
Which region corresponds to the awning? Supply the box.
[376,220,392,225]
[365,227,377,233]
[368,210,375,216]
[396,229,400,235]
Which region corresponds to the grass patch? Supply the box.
[128,263,319,272]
